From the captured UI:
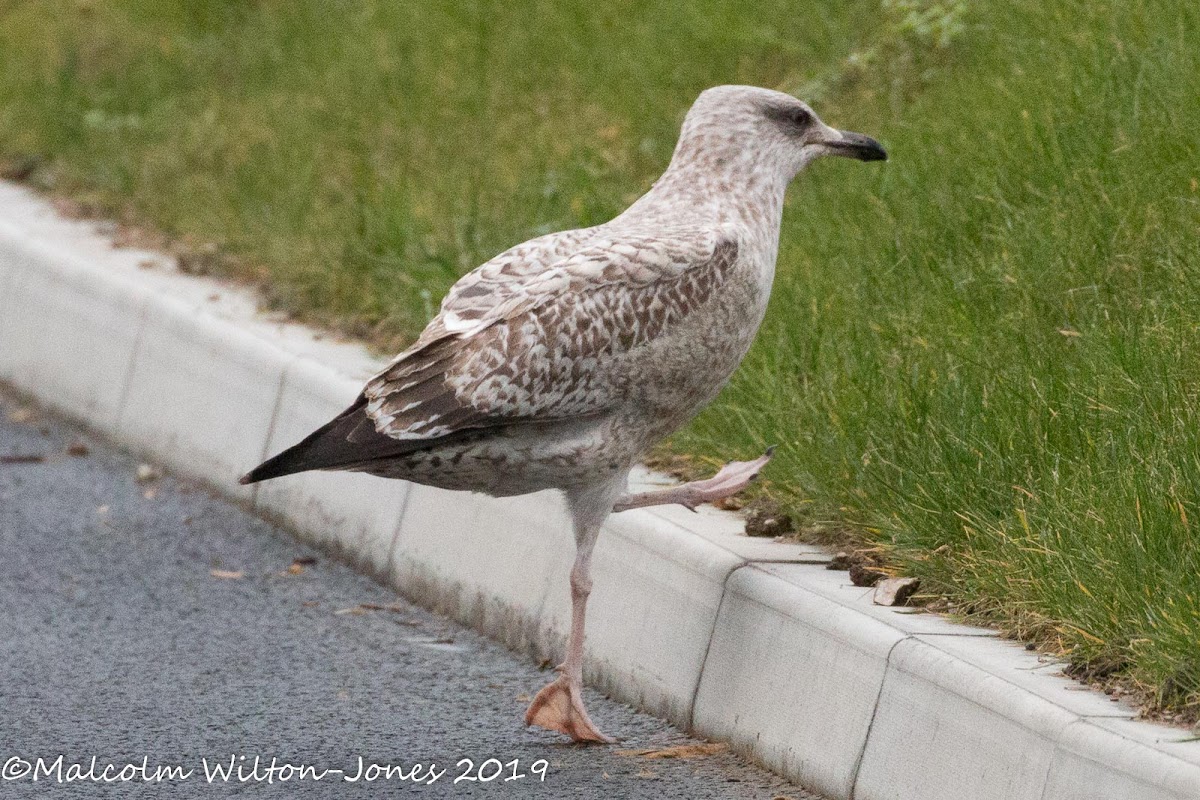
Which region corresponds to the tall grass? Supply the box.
[2,0,1198,714]
[682,0,1200,711]
[0,0,875,341]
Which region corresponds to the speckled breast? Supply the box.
[615,257,770,447]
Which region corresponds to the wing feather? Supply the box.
[363,225,739,442]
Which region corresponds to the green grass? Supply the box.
[2,0,1199,717]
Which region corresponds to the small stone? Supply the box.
[874,576,921,606]
[66,441,90,457]
[827,551,851,570]
[177,242,222,276]
[135,463,161,483]
[849,561,886,587]
[744,507,794,537]
[0,153,43,182]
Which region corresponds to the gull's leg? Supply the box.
[612,447,774,513]
[525,481,620,744]
[523,543,612,743]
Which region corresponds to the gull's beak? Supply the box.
[825,129,888,162]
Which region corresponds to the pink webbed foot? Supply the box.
[613,446,775,513]
[679,448,775,509]
[524,672,615,744]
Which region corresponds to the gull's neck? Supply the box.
[616,133,792,248]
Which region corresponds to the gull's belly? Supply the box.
[359,415,632,496]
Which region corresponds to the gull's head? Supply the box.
[674,85,887,180]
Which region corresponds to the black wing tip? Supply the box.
[238,463,273,485]
[239,452,305,485]
[239,449,305,486]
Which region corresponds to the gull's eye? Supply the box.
[765,102,814,134]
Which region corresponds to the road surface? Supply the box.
[0,386,819,798]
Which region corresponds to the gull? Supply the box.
[241,85,886,743]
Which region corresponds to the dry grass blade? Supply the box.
[617,743,727,760]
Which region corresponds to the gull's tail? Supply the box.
[239,394,464,485]
[240,395,391,484]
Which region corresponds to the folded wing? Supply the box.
[365,226,739,440]
[239,225,738,483]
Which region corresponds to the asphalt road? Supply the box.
[0,387,818,799]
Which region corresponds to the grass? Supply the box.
[2,0,1199,719]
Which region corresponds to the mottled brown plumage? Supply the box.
[242,85,886,743]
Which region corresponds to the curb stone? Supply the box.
[1,181,1196,800]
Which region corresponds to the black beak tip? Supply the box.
[834,130,888,162]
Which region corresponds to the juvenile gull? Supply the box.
[242,85,886,743]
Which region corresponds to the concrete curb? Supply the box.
[1,181,1196,799]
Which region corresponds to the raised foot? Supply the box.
[524,673,615,744]
[613,447,776,513]
[683,448,775,509]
